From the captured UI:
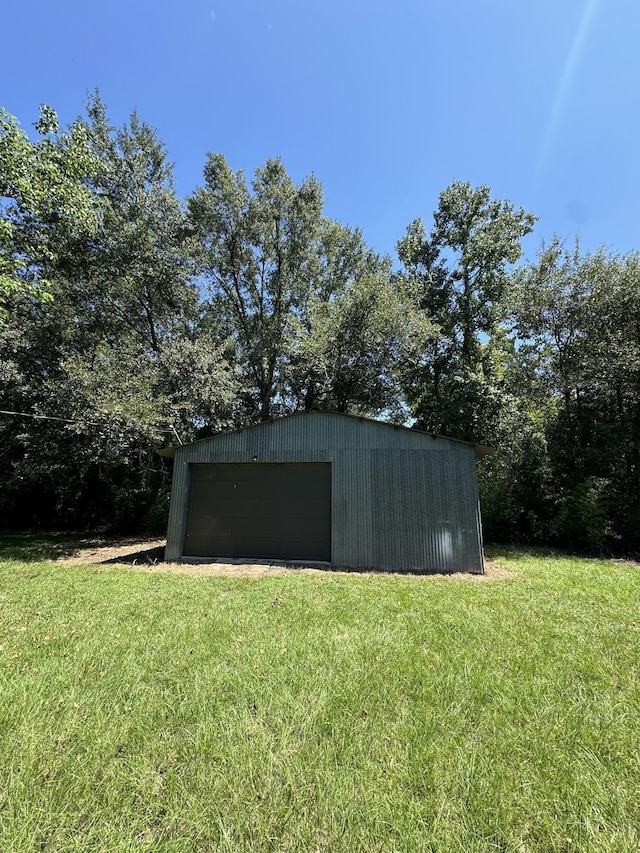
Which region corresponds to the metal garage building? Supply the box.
[161,410,493,574]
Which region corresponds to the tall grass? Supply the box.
[0,543,638,851]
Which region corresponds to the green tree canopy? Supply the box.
[0,105,98,307]
[398,181,537,441]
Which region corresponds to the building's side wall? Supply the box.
[368,447,483,573]
[165,413,484,573]
[166,458,190,561]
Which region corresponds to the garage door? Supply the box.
[183,462,331,561]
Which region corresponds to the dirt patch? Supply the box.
[55,539,514,580]
[477,557,515,580]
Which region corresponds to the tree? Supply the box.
[512,240,640,552]
[190,155,420,422]
[0,104,98,307]
[290,271,430,417]
[189,154,326,421]
[398,181,536,442]
[62,94,195,351]
[57,93,240,439]
[0,96,238,531]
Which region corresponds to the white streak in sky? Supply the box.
[535,0,601,184]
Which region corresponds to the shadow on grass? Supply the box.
[0,531,107,562]
[101,546,166,565]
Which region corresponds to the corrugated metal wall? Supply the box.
[165,411,485,573]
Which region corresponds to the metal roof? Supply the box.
[157,409,496,459]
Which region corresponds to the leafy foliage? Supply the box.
[510,241,640,552]
[398,181,536,442]
[0,105,98,306]
[290,271,430,417]
[0,97,237,531]
[1,95,639,555]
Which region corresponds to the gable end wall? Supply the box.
[165,413,484,573]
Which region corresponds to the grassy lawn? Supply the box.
[0,538,638,852]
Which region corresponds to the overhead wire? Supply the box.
[0,409,181,442]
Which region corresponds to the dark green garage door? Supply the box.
[184,463,331,561]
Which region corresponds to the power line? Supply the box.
[0,409,179,439]
[0,408,107,427]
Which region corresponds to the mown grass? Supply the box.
[0,538,638,852]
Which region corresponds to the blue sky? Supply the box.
[3,0,639,262]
